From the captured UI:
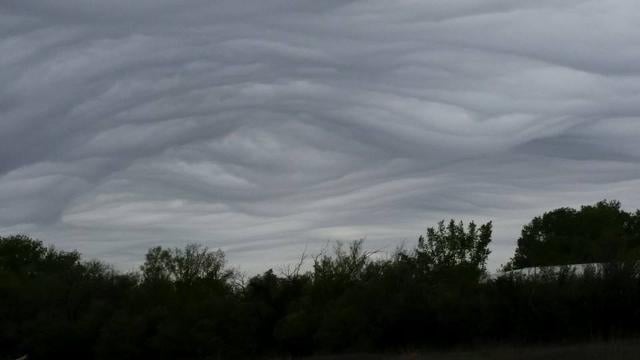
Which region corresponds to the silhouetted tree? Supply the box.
[505,200,640,269]
[141,244,235,285]
[417,219,492,275]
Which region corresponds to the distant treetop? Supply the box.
[504,200,640,270]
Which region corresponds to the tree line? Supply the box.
[1,200,640,359]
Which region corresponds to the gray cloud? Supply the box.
[1,0,640,273]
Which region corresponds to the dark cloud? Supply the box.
[1,0,639,272]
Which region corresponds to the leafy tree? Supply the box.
[505,200,640,269]
[0,234,81,275]
[417,219,492,274]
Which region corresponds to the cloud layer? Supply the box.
[2,0,640,272]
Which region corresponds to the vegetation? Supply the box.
[305,339,640,360]
[505,200,640,269]
[1,201,640,359]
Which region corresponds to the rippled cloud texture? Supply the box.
[2,0,640,272]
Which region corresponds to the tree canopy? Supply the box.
[417,220,492,274]
[505,200,640,269]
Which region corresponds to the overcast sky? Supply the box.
[2,0,640,273]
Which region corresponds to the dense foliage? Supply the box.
[505,200,640,269]
[1,201,640,359]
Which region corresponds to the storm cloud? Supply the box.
[2,0,640,272]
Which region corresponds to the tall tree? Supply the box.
[416,219,492,275]
[505,200,640,269]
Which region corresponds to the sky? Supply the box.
[1,0,640,273]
